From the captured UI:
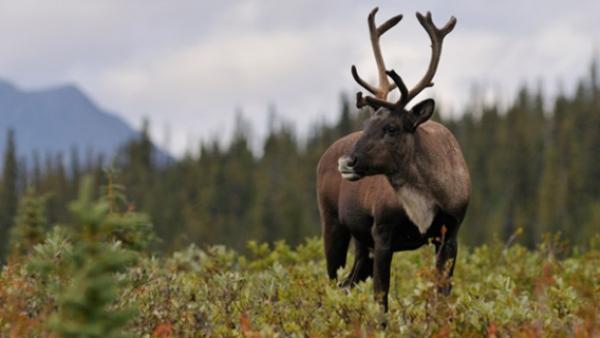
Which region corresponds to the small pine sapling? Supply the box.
[9,189,49,258]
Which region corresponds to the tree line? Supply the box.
[0,60,598,257]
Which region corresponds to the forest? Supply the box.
[1,60,599,257]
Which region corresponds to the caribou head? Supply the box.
[338,9,456,182]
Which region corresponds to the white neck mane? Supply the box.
[395,185,436,234]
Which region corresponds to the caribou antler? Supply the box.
[402,12,456,106]
[351,7,403,108]
[353,10,456,110]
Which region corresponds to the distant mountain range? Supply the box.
[0,79,166,165]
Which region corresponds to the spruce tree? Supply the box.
[0,129,18,259]
[49,177,137,338]
[9,189,48,257]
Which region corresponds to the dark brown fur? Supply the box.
[317,118,470,310]
[317,7,469,312]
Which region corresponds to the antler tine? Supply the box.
[373,9,403,38]
[355,92,368,108]
[368,8,402,99]
[365,95,398,110]
[355,92,397,110]
[385,70,409,105]
[373,12,402,96]
[351,65,378,96]
[405,12,457,104]
[352,7,403,106]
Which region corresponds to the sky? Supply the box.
[0,0,598,156]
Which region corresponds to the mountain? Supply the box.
[0,79,162,165]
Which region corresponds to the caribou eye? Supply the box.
[383,125,399,135]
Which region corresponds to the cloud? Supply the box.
[86,26,356,153]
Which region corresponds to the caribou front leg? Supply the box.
[322,214,351,280]
[372,223,394,311]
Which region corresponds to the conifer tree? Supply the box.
[49,177,136,338]
[337,94,353,137]
[9,189,48,257]
[0,129,18,259]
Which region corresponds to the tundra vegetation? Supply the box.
[0,182,598,336]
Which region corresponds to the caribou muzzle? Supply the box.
[338,155,364,181]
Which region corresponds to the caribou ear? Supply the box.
[407,99,435,132]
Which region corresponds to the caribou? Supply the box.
[316,8,470,311]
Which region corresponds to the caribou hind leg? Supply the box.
[340,239,373,288]
[434,219,459,295]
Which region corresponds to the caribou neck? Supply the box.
[386,132,427,191]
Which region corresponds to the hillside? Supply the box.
[0,79,137,162]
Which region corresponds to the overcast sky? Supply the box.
[0,1,598,155]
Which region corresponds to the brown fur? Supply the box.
[317,119,470,311]
[319,7,468,312]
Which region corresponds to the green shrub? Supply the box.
[0,187,598,337]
